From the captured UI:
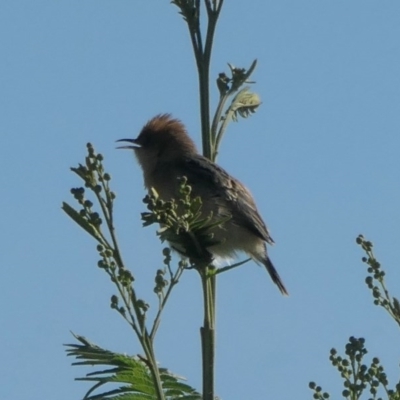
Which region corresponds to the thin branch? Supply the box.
[150,264,185,340]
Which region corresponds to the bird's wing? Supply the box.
[182,155,275,245]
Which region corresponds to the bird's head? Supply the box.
[117,114,197,173]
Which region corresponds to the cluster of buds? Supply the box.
[141,176,227,268]
[356,235,400,326]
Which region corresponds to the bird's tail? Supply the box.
[263,257,289,296]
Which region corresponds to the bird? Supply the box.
[117,114,288,295]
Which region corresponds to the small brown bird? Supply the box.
[118,114,288,295]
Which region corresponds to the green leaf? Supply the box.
[65,333,201,400]
[62,202,101,240]
[230,87,261,122]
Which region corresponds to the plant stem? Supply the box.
[193,2,222,398]
[110,263,165,399]
[142,334,165,400]
[183,0,223,159]
[175,1,224,397]
[198,65,212,159]
[210,91,229,160]
[202,0,223,160]
[150,265,185,340]
[200,266,216,400]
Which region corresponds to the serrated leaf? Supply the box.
[65,333,201,400]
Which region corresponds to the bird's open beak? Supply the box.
[116,138,141,150]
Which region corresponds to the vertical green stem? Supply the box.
[174,1,224,398]
[198,65,212,159]
[200,267,216,400]
[195,2,222,398]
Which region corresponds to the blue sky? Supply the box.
[1,1,400,399]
